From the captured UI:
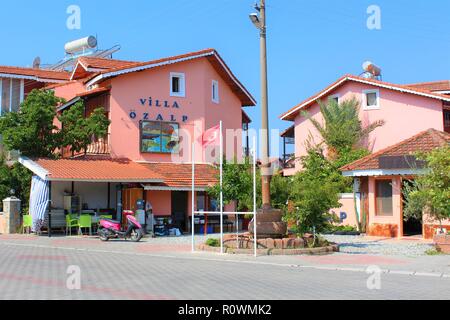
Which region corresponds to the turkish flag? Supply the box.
[199,124,220,147]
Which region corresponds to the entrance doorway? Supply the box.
[172,192,188,232]
[402,179,423,237]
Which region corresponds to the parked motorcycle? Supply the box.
[98,214,144,242]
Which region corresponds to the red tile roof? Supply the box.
[85,48,256,107]
[405,80,450,92]
[30,158,164,182]
[78,57,139,70]
[142,163,218,188]
[0,66,70,82]
[280,75,450,121]
[341,129,450,172]
[21,157,218,188]
[76,87,110,98]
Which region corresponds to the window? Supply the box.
[196,192,206,211]
[375,179,393,216]
[363,89,380,110]
[212,80,219,104]
[140,121,180,154]
[329,94,340,104]
[170,73,185,97]
[0,78,23,115]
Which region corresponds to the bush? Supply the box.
[324,224,358,234]
[205,238,220,247]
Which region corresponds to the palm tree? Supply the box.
[302,97,385,160]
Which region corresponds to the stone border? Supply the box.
[197,243,339,256]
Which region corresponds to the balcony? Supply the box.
[62,135,110,159]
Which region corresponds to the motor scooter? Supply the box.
[98,212,144,242]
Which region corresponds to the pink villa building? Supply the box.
[280,74,450,239]
[16,48,255,233]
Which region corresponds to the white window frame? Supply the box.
[362,89,380,110]
[329,94,340,104]
[0,79,24,115]
[212,80,219,104]
[170,72,185,97]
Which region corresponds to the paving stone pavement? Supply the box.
[0,235,449,300]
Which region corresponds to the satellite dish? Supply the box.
[33,56,41,69]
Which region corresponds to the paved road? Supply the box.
[0,235,449,300]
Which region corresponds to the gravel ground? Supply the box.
[322,235,434,256]
[149,234,434,257]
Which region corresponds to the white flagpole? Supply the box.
[191,142,195,253]
[253,136,257,257]
[220,121,224,254]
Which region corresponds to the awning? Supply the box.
[19,157,218,189]
[57,87,110,112]
[19,157,165,183]
[29,175,50,232]
[140,163,218,191]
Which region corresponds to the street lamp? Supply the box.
[249,0,271,208]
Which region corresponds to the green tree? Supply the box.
[0,90,63,158]
[0,89,110,158]
[286,147,346,238]
[207,160,291,213]
[0,159,32,211]
[403,146,450,230]
[207,158,255,211]
[302,97,384,160]
[58,101,110,154]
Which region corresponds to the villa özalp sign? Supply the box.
[129,97,188,123]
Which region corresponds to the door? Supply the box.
[122,188,144,212]
[171,192,188,232]
[402,179,423,236]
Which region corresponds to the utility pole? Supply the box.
[250,0,271,208]
[249,1,287,238]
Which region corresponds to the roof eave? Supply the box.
[342,168,428,177]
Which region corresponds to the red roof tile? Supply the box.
[0,66,70,82]
[280,75,450,121]
[141,163,218,188]
[22,157,218,188]
[76,87,110,98]
[78,57,140,70]
[405,80,450,92]
[31,158,164,182]
[341,129,450,172]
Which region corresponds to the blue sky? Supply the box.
[1,0,450,150]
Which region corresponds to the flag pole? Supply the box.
[191,141,195,253]
[220,121,224,254]
[253,135,257,257]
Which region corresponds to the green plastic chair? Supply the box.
[78,215,92,236]
[66,214,79,236]
[100,215,113,220]
[22,215,33,234]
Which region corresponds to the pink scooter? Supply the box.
[98,212,143,242]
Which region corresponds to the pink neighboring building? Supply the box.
[19,49,255,234]
[280,75,450,239]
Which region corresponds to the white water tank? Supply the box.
[64,36,98,54]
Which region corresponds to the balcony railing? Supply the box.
[62,135,110,158]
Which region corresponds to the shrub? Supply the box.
[205,238,220,247]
